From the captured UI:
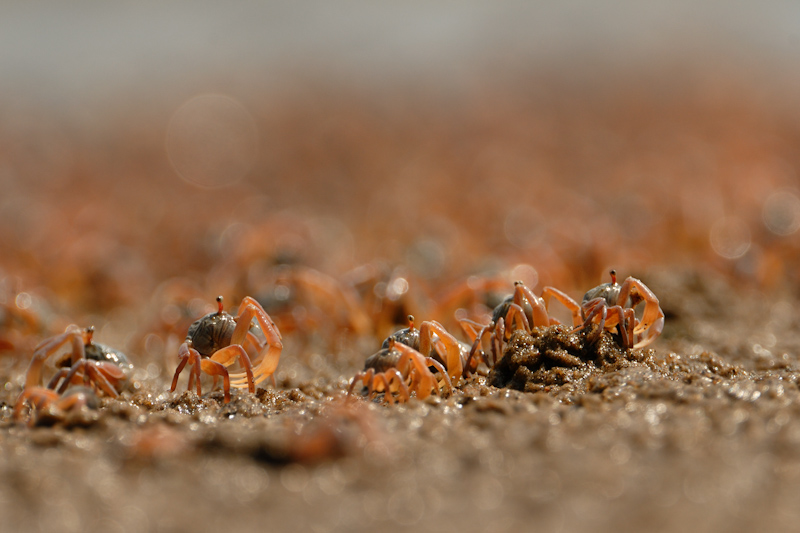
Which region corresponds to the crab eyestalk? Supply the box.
[84,326,95,346]
[406,315,415,330]
[216,295,224,314]
[609,270,617,285]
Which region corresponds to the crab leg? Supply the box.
[244,331,262,355]
[15,387,96,426]
[385,369,410,402]
[617,278,664,335]
[190,351,202,397]
[370,372,392,400]
[633,315,664,349]
[395,342,453,399]
[503,303,531,335]
[14,387,59,423]
[370,372,386,397]
[242,332,277,387]
[622,308,636,349]
[229,297,283,386]
[200,358,231,403]
[348,369,375,397]
[462,343,484,377]
[56,361,119,398]
[170,342,203,397]
[26,327,84,388]
[84,364,121,397]
[170,352,190,392]
[541,287,583,327]
[425,357,453,394]
[349,367,411,403]
[492,318,505,364]
[97,362,127,388]
[405,366,434,400]
[46,368,71,392]
[457,317,485,343]
[393,343,436,399]
[56,389,93,413]
[580,300,608,345]
[580,300,633,348]
[213,345,255,392]
[464,320,495,374]
[55,360,94,393]
[512,282,551,328]
[617,277,665,348]
[604,306,630,349]
[419,320,463,381]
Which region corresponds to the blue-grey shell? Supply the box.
[57,341,134,377]
[582,282,621,306]
[186,311,237,356]
[363,347,401,372]
[380,325,420,351]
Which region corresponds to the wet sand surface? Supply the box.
[2,31,800,531]
[4,268,800,533]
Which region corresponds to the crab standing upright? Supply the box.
[169,295,282,403]
[573,270,664,349]
[348,315,470,403]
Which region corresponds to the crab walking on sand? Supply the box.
[349,315,473,403]
[170,296,282,403]
[575,270,664,349]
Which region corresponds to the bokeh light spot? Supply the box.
[709,216,751,259]
[510,263,539,289]
[165,94,258,188]
[762,190,800,236]
[14,292,32,309]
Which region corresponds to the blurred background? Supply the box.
[5,4,800,533]
[1,0,800,350]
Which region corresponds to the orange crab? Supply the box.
[169,295,282,403]
[459,280,578,370]
[463,271,664,368]
[574,270,664,349]
[348,316,470,403]
[13,386,98,426]
[25,325,133,398]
